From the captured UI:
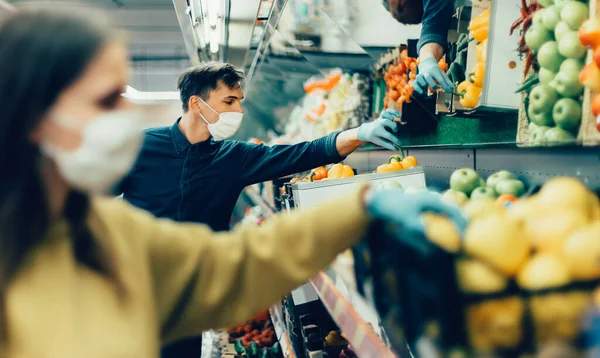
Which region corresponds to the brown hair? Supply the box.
[0,7,123,338]
[177,62,245,112]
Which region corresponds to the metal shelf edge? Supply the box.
[269,304,296,358]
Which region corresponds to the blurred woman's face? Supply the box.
[34,41,130,151]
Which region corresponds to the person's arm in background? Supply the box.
[413,0,456,94]
[237,109,402,185]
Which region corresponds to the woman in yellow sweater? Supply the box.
[0,7,466,357]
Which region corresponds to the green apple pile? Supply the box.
[525,0,589,145]
[442,168,526,206]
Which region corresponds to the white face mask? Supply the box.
[198,98,243,140]
[41,110,145,194]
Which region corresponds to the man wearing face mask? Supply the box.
[119,62,401,232]
[117,61,402,358]
[383,0,469,95]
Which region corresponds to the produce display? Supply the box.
[516,0,592,144]
[454,6,490,109]
[446,33,471,86]
[424,176,600,355]
[578,17,600,132]
[443,168,526,207]
[375,154,418,173]
[381,49,447,109]
[227,311,278,349]
[270,69,372,145]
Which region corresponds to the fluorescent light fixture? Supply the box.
[122,86,180,102]
[207,0,219,27]
[210,27,220,54]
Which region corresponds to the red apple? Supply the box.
[578,19,600,49]
[580,63,600,92]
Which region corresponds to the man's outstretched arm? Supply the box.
[237,109,402,185]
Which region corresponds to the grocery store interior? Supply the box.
[3,0,600,357]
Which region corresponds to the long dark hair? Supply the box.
[0,8,122,337]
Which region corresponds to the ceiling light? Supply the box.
[210,27,220,54]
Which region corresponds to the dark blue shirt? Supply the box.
[119,119,344,231]
[382,0,455,54]
[416,0,456,53]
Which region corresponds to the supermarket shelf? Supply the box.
[310,271,397,358]
[269,303,296,358]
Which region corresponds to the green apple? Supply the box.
[537,41,566,72]
[561,1,589,30]
[555,0,576,12]
[550,70,584,97]
[543,126,576,145]
[486,171,514,191]
[530,126,550,145]
[529,84,558,111]
[450,168,481,197]
[478,177,486,188]
[378,180,403,190]
[538,68,557,86]
[533,8,547,27]
[559,58,584,73]
[442,189,469,206]
[471,187,498,200]
[496,179,526,198]
[528,104,554,126]
[558,31,587,58]
[553,98,582,131]
[529,121,539,132]
[526,24,554,52]
[554,21,572,42]
[542,6,561,31]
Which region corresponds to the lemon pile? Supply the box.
[423,177,600,353]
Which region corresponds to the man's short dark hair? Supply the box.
[177,62,245,112]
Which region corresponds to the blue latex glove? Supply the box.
[366,189,468,238]
[413,57,454,95]
[357,109,402,151]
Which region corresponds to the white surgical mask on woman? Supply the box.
[198,98,243,141]
[41,110,145,194]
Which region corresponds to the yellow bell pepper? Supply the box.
[472,26,489,42]
[469,8,490,42]
[469,8,490,32]
[376,156,404,173]
[456,80,482,109]
[476,39,487,63]
[469,62,485,87]
[327,164,355,179]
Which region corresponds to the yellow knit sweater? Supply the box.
[3,188,368,357]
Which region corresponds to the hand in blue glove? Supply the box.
[413,57,454,95]
[357,109,402,151]
[366,189,468,239]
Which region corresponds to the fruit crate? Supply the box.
[516,0,600,146]
[353,178,600,357]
